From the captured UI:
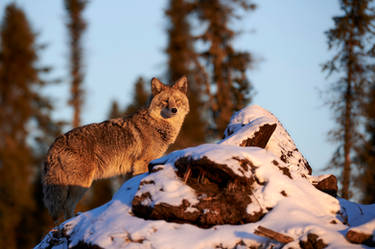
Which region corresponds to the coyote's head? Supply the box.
[149,76,190,121]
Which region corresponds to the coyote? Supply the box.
[42,76,189,221]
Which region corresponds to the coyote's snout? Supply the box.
[42,76,189,222]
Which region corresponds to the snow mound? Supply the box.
[34,105,375,249]
[222,105,312,177]
[133,144,337,229]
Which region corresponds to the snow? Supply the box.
[221,105,312,177]
[134,164,199,207]
[34,105,375,249]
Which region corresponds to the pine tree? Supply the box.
[108,100,122,119]
[192,0,256,136]
[65,0,87,128]
[357,84,375,203]
[165,0,207,150]
[356,5,375,203]
[322,0,375,199]
[0,3,61,248]
[165,0,195,83]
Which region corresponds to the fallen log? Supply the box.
[254,226,294,244]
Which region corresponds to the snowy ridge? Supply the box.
[35,105,375,249]
[222,105,312,177]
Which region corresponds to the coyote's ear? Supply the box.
[151,77,166,96]
[172,76,188,94]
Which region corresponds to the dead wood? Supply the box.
[254,225,294,244]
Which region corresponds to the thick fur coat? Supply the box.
[43,76,189,221]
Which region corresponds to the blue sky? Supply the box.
[1,0,341,173]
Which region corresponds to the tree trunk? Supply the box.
[342,81,352,199]
[342,42,354,199]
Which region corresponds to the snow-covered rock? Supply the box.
[34,105,375,249]
[222,105,312,177]
[133,144,337,229]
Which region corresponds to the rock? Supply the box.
[299,233,328,249]
[132,106,336,229]
[221,105,312,177]
[346,229,375,247]
[133,155,265,228]
[311,174,338,197]
[239,123,277,148]
[132,139,318,229]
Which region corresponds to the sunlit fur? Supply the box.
[42,76,189,222]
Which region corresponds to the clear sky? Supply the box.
[1,0,341,173]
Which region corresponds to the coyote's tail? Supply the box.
[43,183,68,222]
[42,163,69,222]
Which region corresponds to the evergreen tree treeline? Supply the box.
[192,0,256,136]
[165,0,207,150]
[65,0,87,128]
[0,4,61,248]
[323,0,375,200]
[357,83,375,203]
